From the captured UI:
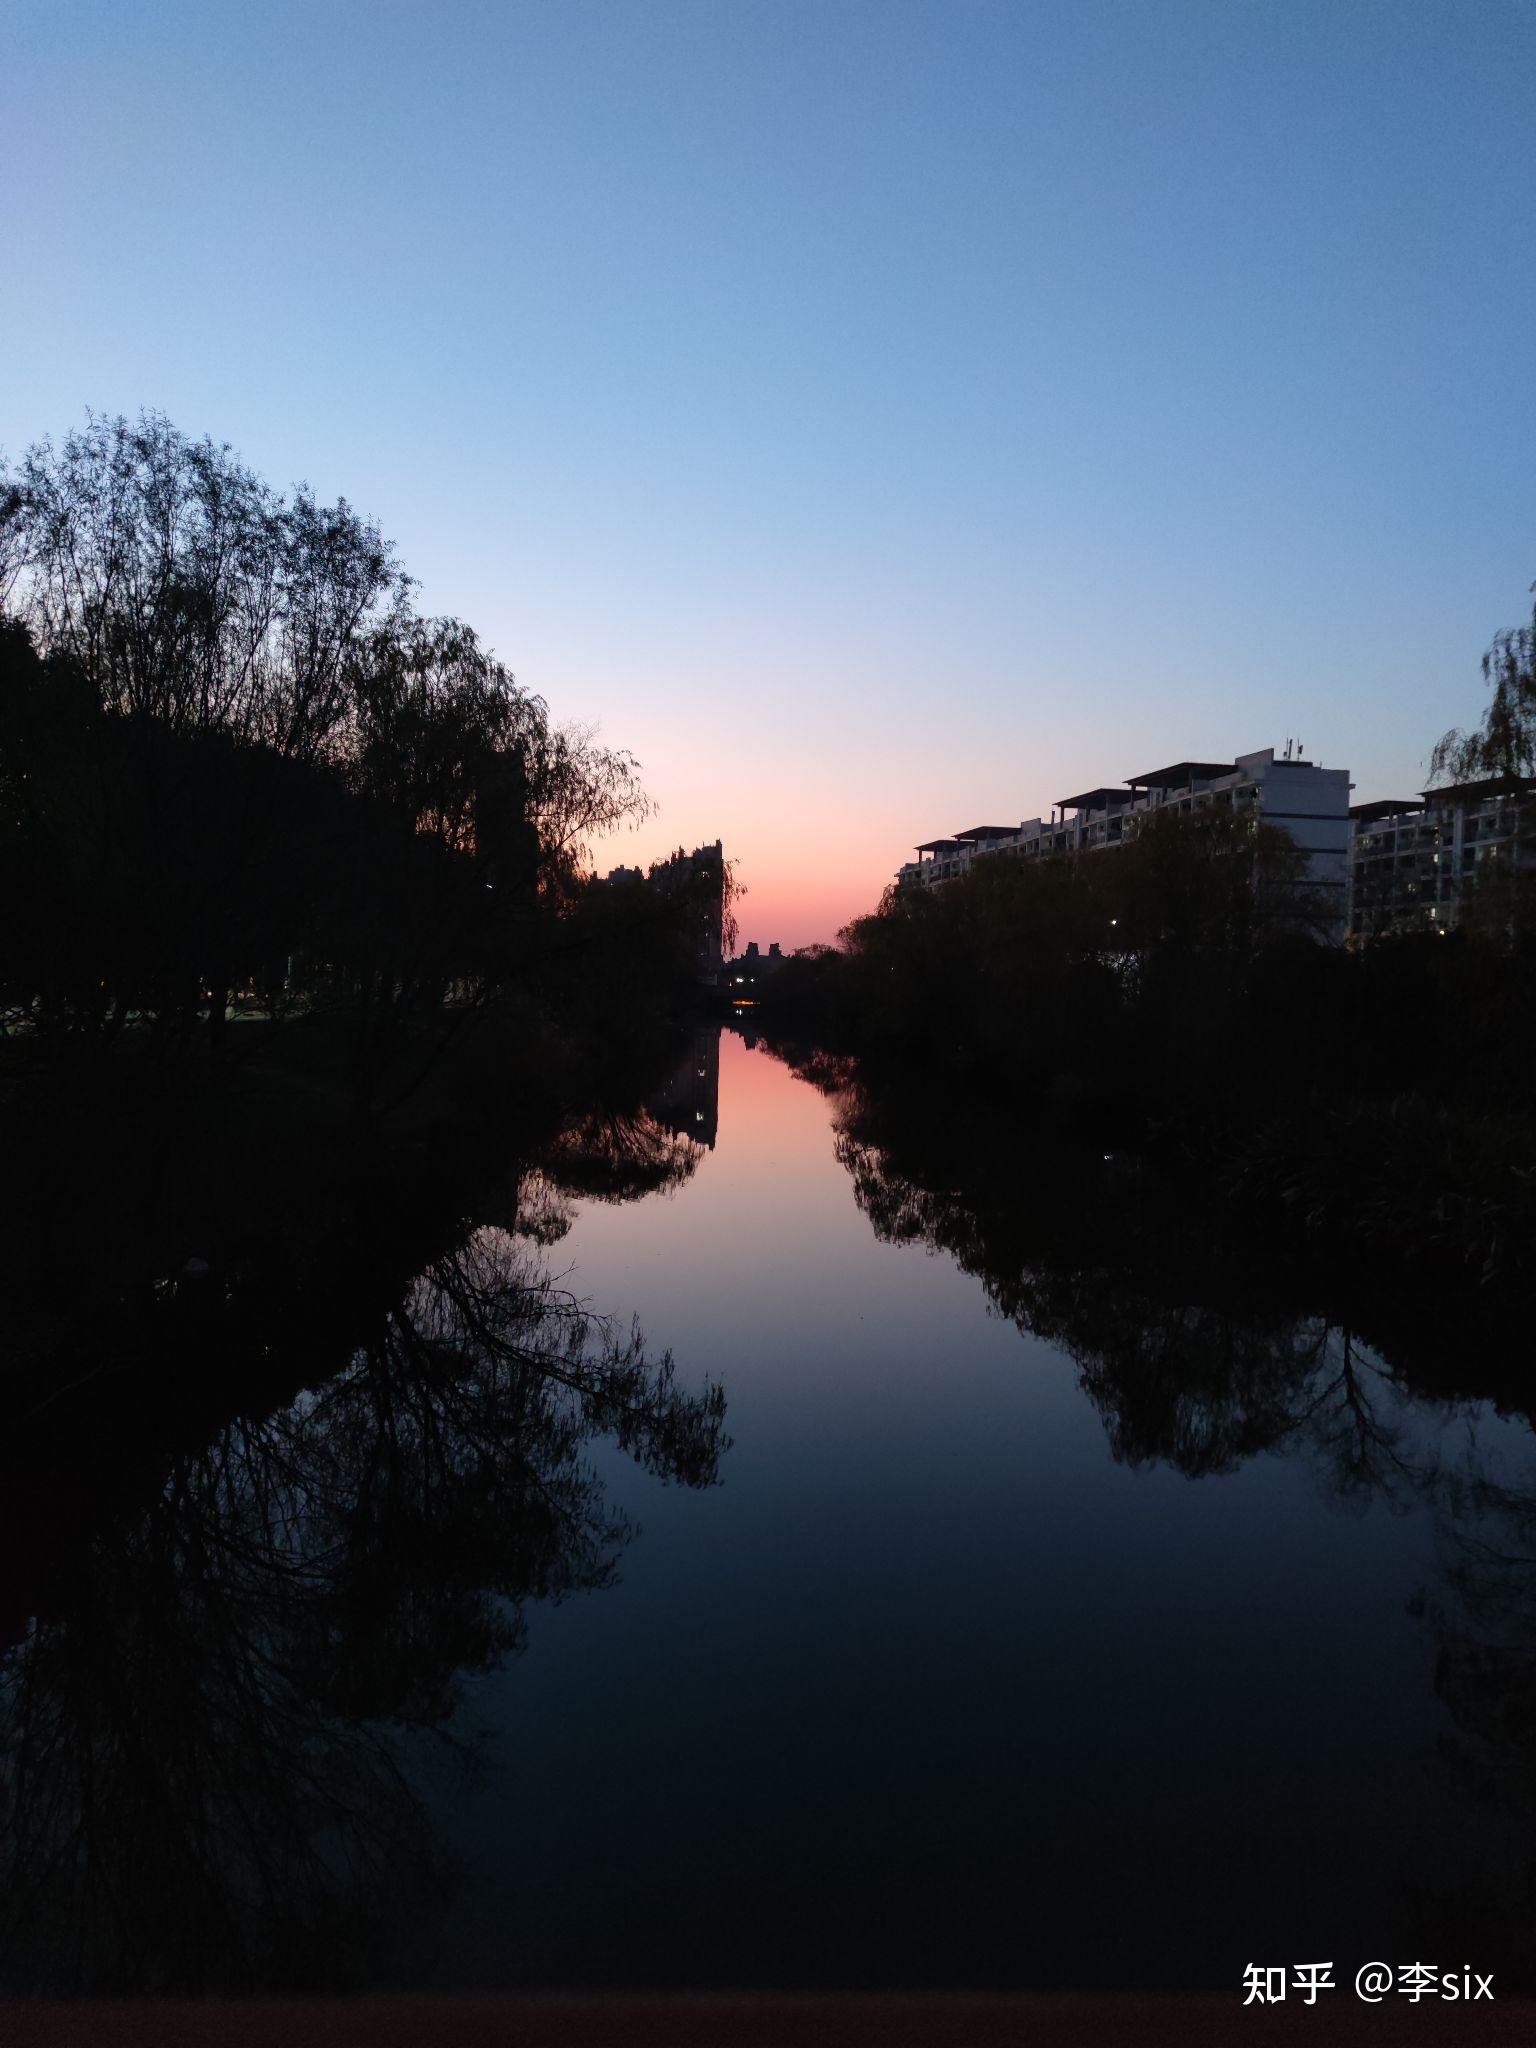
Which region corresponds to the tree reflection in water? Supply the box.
[535,1105,708,1213]
[799,1045,1536,1979]
[0,1105,725,1996]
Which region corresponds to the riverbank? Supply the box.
[753,832,1536,1293]
[0,986,708,1387]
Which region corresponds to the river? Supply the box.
[2,1025,1532,1995]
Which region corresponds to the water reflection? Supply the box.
[7,1025,1536,1995]
[808,1046,1527,1462]
[1422,1457,1536,1959]
[787,1040,1536,1979]
[646,1026,721,1149]
[0,1067,726,1996]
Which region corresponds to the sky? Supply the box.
[3,0,1534,947]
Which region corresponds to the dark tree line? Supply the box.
[0,412,676,1080]
[762,804,1338,1097]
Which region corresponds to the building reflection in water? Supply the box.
[647,1028,721,1149]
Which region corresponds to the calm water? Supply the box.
[4,1026,1533,1994]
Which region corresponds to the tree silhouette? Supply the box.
[0,414,668,1075]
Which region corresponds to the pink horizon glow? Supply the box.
[592,814,899,956]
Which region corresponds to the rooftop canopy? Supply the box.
[1126,761,1235,790]
[953,824,1018,842]
[1421,773,1536,806]
[914,837,964,853]
[1055,786,1131,813]
[1350,798,1424,822]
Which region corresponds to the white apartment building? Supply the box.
[897,748,1352,937]
[1349,776,1536,935]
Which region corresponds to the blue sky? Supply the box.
[4,0,1533,942]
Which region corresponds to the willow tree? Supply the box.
[1433,581,1536,783]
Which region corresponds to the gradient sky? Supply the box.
[4,0,1534,946]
